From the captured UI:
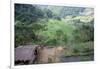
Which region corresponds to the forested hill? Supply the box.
[15,4,93,23]
[15,4,94,47]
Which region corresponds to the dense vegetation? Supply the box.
[15,4,94,56]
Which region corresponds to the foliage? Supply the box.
[36,19,74,45]
[15,4,94,57]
